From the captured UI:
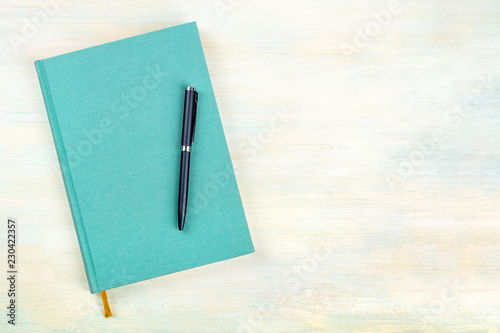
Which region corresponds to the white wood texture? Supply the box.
[1,0,500,332]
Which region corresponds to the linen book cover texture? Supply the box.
[34,22,254,294]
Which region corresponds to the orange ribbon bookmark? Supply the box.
[100,290,113,318]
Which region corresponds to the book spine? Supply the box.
[34,60,99,294]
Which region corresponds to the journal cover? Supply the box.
[34,22,254,294]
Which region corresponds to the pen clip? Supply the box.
[191,91,198,144]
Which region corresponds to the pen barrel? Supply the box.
[178,151,191,230]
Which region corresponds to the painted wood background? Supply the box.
[1,0,500,332]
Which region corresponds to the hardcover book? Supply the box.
[34,22,254,296]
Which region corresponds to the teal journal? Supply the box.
[34,22,254,294]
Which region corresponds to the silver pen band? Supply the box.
[181,145,191,152]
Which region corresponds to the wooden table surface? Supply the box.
[2,1,500,332]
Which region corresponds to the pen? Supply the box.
[178,86,198,231]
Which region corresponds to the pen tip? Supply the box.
[178,205,186,230]
[178,217,185,231]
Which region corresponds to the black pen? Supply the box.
[178,86,198,231]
